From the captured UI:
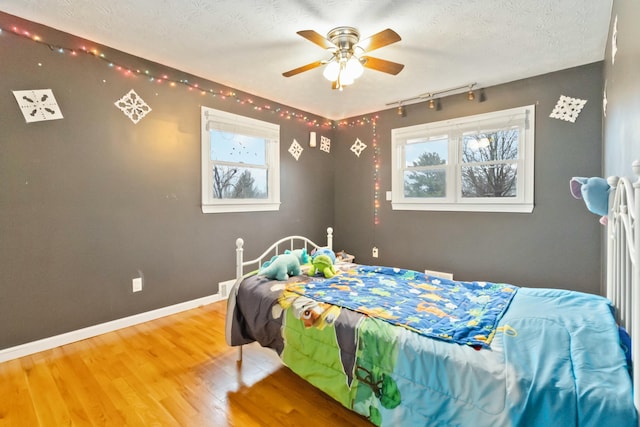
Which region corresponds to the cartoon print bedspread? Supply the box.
[227,267,637,427]
[286,265,517,348]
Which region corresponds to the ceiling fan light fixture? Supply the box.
[338,67,354,86]
[323,60,340,81]
[284,26,403,90]
[345,56,364,80]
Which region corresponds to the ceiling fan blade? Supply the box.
[282,60,324,77]
[358,28,401,53]
[296,30,336,50]
[361,56,405,75]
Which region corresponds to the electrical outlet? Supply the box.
[372,247,379,258]
[132,277,143,292]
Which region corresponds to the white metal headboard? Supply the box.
[235,227,333,280]
[606,160,640,413]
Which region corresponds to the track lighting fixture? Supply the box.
[466,83,476,101]
[397,104,406,117]
[386,82,479,112]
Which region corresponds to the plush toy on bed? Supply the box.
[308,247,337,279]
[288,248,310,265]
[259,248,309,281]
[311,247,336,263]
[261,248,310,269]
[570,176,610,225]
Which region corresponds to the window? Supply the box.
[201,107,280,213]
[391,105,535,213]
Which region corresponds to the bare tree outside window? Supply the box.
[209,129,268,200]
[461,129,519,198]
[213,166,267,199]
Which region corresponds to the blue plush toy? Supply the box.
[258,248,309,281]
[570,177,610,225]
[311,247,336,264]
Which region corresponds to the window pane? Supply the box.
[461,164,517,198]
[212,165,267,199]
[405,137,448,168]
[462,129,519,164]
[210,130,266,166]
[404,169,446,198]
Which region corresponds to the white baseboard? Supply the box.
[0,292,224,364]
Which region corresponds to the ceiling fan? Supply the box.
[282,26,404,90]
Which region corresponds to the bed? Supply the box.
[225,161,640,426]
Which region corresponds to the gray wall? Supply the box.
[0,13,334,350]
[604,1,640,178]
[334,63,604,293]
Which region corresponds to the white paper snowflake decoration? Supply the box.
[114,89,152,124]
[289,138,303,161]
[549,95,587,123]
[12,89,64,123]
[320,135,331,153]
[350,138,367,157]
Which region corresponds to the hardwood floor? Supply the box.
[0,300,372,426]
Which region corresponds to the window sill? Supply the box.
[202,201,280,214]
[391,201,534,213]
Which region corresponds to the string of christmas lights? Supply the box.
[372,116,381,226]
[2,22,384,223]
[0,24,342,128]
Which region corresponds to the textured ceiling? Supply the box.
[1,0,612,120]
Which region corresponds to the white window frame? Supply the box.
[201,106,280,213]
[391,105,535,213]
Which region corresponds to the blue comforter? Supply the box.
[229,269,637,426]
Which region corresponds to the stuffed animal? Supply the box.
[308,253,337,279]
[570,176,610,225]
[259,253,301,281]
[311,247,336,264]
[259,248,309,281]
[261,248,309,269]
[287,248,310,265]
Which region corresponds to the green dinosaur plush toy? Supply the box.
[308,253,337,279]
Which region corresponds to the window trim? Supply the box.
[201,106,280,213]
[391,105,535,213]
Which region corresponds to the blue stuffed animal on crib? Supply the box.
[570,176,610,225]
